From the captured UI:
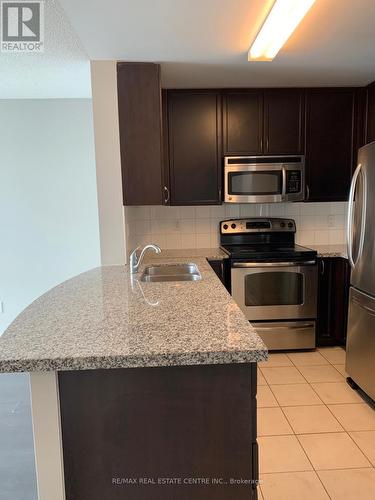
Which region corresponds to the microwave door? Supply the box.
[226,168,283,203]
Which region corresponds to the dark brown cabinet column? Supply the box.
[117,62,165,205]
[167,90,222,205]
[317,257,351,346]
[305,89,356,202]
[264,89,304,154]
[365,82,375,144]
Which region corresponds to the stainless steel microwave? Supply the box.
[224,155,305,203]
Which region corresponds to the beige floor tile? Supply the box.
[328,403,375,431]
[318,347,346,364]
[283,405,343,434]
[311,382,363,404]
[298,432,371,470]
[259,353,294,367]
[258,407,293,436]
[258,385,279,408]
[261,367,306,385]
[350,431,375,466]
[271,383,323,406]
[260,471,330,500]
[258,369,268,386]
[298,365,344,383]
[333,364,348,377]
[259,435,313,473]
[287,351,329,366]
[318,468,375,500]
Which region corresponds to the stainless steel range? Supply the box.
[220,218,318,351]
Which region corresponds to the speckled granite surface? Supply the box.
[312,245,347,258]
[0,253,267,373]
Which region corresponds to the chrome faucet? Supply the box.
[129,244,161,274]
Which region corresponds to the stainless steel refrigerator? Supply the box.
[346,141,375,400]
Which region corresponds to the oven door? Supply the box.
[231,262,318,321]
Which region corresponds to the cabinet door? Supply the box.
[117,63,164,205]
[317,258,351,346]
[365,82,375,144]
[168,91,222,205]
[223,91,263,155]
[264,89,304,154]
[305,89,355,202]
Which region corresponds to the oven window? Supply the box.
[245,272,304,306]
[229,171,282,196]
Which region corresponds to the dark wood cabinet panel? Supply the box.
[317,257,351,347]
[264,89,304,154]
[223,91,263,155]
[59,364,258,500]
[117,62,164,205]
[167,91,222,205]
[365,82,375,144]
[305,89,355,202]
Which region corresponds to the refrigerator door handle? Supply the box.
[347,163,367,268]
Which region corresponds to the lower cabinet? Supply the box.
[317,257,351,346]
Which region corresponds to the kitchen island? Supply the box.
[0,251,267,500]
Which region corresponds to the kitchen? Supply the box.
[1,1,375,500]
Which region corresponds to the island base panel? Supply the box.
[58,363,258,500]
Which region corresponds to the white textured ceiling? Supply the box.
[60,0,375,88]
[0,0,91,98]
[2,0,375,97]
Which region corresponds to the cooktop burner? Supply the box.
[219,217,317,263]
[220,243,316,262]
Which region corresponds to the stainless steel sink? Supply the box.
[140,263,201,282]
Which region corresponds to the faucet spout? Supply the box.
[130,244,161,274]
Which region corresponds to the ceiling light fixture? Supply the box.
[248,0,316,61]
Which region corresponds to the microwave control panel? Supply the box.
[286,170,302,194]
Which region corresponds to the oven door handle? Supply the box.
[255,323,315,331]
[232,261,316,268]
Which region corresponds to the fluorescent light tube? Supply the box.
[249,0,316,61]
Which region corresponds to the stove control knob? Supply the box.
[280,222,286,228]
[223,224,228,230]
[231,223,236,229]
[288,222,293,228]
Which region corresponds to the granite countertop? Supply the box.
[312,244,347,258]
[0,251,267,373]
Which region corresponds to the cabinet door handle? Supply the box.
[306,184,310,201]
[164,186,170,204]
[321,260,325,275]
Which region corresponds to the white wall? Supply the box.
[90,60,127,266]
[127,202,348,251]
[0,99,100,334]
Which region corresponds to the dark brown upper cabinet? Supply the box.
[264,89,305,154]
[305,89,356,202]
[117,62,167,206]
[365,82,375,145]
[167,90,222,205]
[223,91,263,155]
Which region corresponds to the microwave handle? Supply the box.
[282,167,287,198]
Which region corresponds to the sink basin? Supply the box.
[140,263,201,282]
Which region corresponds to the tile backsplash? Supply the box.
[125,202,348,252]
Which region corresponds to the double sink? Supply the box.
[140,263,201,283]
